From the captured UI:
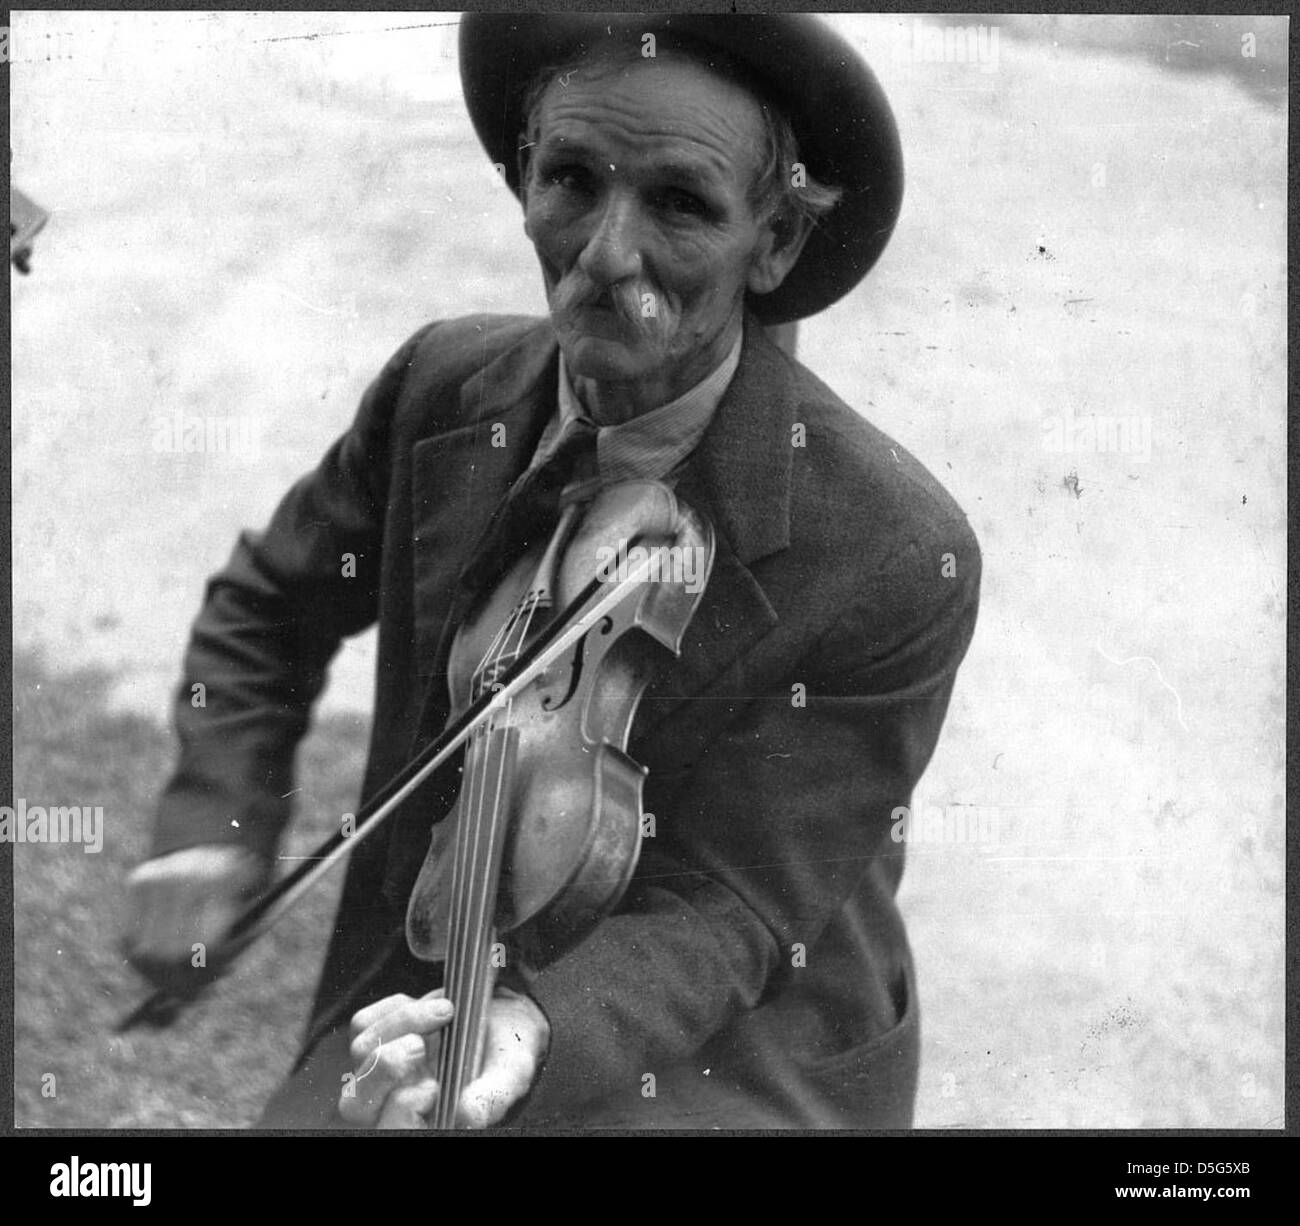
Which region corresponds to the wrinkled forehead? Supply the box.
[528,47,771,169]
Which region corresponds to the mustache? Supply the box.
[550,274,673,344]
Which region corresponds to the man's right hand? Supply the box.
[122,846,268,991]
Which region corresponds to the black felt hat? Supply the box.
[459,13,904,325]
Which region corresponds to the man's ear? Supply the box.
[747,211,815,298]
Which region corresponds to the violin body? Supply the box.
[406,480,713,967]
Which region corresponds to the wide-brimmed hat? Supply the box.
[459,13,903,325]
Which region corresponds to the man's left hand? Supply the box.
[339,986,549,1129]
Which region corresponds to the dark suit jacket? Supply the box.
[154,312,981,1129]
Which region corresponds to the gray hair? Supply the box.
[519,46,843,242]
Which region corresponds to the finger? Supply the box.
[337,1034,428,1127]
[349,993,415,1039]
[350,996,454,1064]
[129,847,256,888]
[348,988,446,1039]
[455,1012,540,1130]
[456,1062,529,1130]
[376,1078,440,1130]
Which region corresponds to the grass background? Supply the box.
[9,12,1287,1128]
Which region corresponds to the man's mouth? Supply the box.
[551,273,668,349]
[568,301,630,338]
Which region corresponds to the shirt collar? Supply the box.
[545,327,744,485]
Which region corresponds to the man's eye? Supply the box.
[654,188,708,218]
[544,165,591,193]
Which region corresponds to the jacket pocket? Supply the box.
[793,961,920,1128]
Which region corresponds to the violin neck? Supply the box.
[431,720,517,1130]
[432,927,500,1130]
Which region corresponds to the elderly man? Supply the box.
[125,14,980,1129]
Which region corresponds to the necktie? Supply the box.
[458,415,599,600]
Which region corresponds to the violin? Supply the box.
[120,478,714,1130]
[406,479,713,1127]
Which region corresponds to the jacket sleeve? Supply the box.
[149,325,436,864]
[518,520,981,1119]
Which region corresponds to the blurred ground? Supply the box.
[9,13,1287,1128]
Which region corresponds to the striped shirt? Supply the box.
[528,329,744,497]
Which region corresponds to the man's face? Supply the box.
[521,53,774,401]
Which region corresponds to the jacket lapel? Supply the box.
[636,317,795,737]
[409,325,559,678]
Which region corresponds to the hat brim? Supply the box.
[459,13,903,325]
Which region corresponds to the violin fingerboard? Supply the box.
[432,723,517,1129]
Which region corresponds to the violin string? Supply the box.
[453,716,493,1122]
[450,700,516,1118]
[441,597,516,1125]
[439,715,481,1126]
[459,593,537,1111]
[506,593,540,680]
[447,716,493,1127]
[443,587,535,1127]
[458,694,512,1114]
[445,705,496,1122]
[474,596,520,699]
[458,589,545,1115]
[442,517,570,1124]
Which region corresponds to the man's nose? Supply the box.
[576,191,644,286]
